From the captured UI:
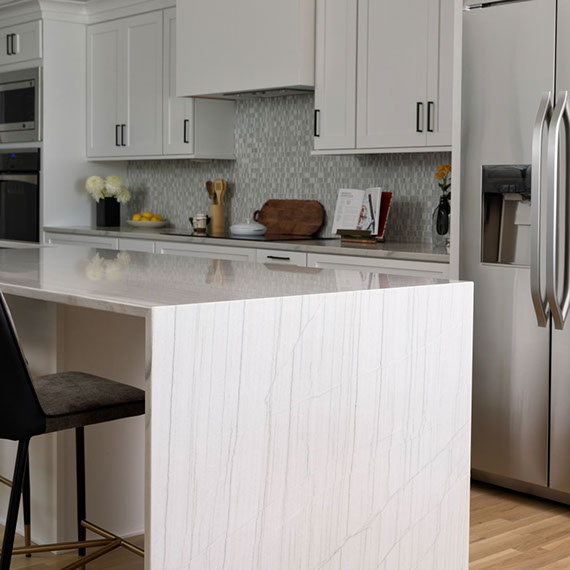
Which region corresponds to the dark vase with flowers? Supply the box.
[96,197,120,227]
[432,165,451,248]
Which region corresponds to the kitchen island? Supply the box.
[0,245,472,569]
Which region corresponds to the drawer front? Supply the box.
[0,21,42,66]
[307,253,449,279]
[256,249,307,267]
[44,233,118,250]
[155,241,256,262]
[118,238,155,253]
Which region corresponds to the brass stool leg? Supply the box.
[23,454,31,557]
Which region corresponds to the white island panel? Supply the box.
[149,284,472,569]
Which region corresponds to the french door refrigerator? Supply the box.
[462,0,570,500]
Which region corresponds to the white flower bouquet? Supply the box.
[85,175,131,204]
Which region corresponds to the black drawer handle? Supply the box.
[314,109,320,137]
[115,124,120,146]
[121,124,126,146]
[183,119,190,143]
[427,101,434,133]
[267,255,291,261]
[6,34,10,56]
[416,102,424,133]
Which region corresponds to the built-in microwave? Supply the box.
[0,67,41,143]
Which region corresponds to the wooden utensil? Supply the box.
[208,178,228,236]
[253,200,325,236]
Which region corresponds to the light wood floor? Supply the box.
[2,482,570,568]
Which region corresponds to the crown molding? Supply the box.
[0,0,175,26]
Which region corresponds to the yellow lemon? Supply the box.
[142,211,153,218]
[153,214,163,221]
[132,213,142,222]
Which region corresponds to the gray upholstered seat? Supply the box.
[32,371,145,433]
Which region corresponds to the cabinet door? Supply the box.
[356,0,429,149]
[163,8,194,156]
[313,0,357,150]
[155,241,256,262]
[426,0,453,146]
[123,11,163,156]
[87,20,124,158]
[0,21,42,66]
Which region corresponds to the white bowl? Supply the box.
[230,221,267,236]
[127,220,169,229]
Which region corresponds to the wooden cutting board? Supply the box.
[253,200,325,236]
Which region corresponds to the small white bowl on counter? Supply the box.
[230,220,267,237]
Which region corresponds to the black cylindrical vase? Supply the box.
[96,197,120,227]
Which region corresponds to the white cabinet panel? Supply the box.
[118,238,155,253]
[307,253,449,278]
[256,249,307,267]
[313,0,357,150]
[426,0,454,146]
[357,0,429,149]
[124,11,163,156]
[87,20,124,158]
[155,241,255,262]
[0,21,42,67]
[44,233,118,250]
[163,8,194,156]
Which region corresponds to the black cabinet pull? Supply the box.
[427,101,435,133]
[6,34,10,56]
[11,34,16,55]
[183,119,190,143]
[267,256,291,261]
[314,109,320,137]
[115,124,120,147]
[121,124,126,146]
[416,102,424,133]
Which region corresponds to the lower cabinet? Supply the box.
[307,253,450,279]
[118,238,155,253]
[44,233,118,250]
[154,240,256,262]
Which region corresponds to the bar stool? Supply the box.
[0,292,145,569]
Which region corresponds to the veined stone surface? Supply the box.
[148,283,472,570]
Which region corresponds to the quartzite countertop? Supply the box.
[43,225,450,264]
[0,244,472,569]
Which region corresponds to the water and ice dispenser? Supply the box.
[481,165,531,266]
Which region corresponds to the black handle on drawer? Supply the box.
[121,124,126,146]
[267,256,291,261]
[115,124,121,147]
[6,34,11,56]
[427,101,435,133]
[416,102,424,133]
[314,109,320,137]
[183,119,190,143]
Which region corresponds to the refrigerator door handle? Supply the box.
[531,91,553,327]
[546,91,570,330]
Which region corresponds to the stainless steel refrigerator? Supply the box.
[462,0,570,500]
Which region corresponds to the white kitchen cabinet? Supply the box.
[155,241,255,262]
[44,232,118,250]
[87,12,162,158]
[307,253,450,279]
[314,0,453,152]
[118,237,155,253]
[313,0,357,150]
[176,0,314,98]
[256,249,307,267]
[163,9,235,158]
[0,21,42,67]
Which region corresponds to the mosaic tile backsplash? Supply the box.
[127,95,451,243]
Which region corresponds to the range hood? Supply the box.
[176,0,315,99]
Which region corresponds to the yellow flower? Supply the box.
[435,171,446,179]
[437,165,451,174]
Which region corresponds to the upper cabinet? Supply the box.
[176,0,315,97]
[314,0,454,153]
[0,20,42,67]
[87,9,234,160]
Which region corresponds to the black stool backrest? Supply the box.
[0,293,46,440]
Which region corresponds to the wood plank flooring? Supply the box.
[2,482,570,568]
